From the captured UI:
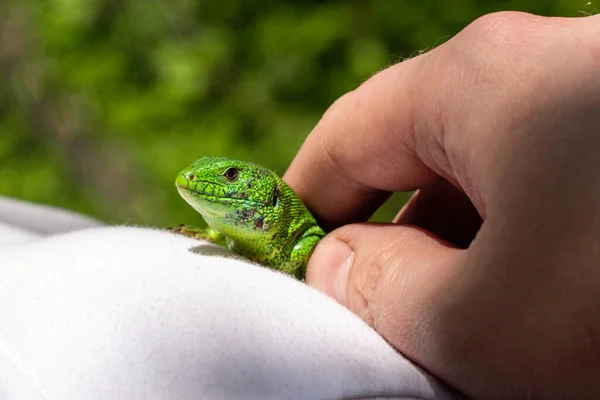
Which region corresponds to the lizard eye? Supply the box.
[224,167,239,181]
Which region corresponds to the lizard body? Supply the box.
[174,157,325,279]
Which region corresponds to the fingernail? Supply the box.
[307,239,354,306]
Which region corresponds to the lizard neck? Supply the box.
[227,177,323,266]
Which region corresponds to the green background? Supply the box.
[0,0,595,227]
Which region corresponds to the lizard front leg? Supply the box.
[288,233,323,280]
[168,224,224,244]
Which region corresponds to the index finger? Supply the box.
[283,55,446,229]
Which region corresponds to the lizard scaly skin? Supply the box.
[174,157,325,279]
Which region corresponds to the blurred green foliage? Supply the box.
[0,0,594,227]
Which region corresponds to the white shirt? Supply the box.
[0,196,460,400]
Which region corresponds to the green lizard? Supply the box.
[172,156,325,279]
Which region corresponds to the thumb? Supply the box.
[306,223,462,349]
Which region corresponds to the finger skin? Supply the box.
[291,11,600,399]
[394,180,482,249]
[283,55,441,228]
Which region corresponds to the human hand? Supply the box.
[284,11,600,399]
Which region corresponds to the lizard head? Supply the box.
[175,156,283,236]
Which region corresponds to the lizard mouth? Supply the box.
[176,179,265,208]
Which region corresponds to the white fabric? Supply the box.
[0,196,462,399]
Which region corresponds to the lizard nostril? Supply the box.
[187,173,196,181]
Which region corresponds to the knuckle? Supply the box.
[464,11,540,48]
[461,11,578,64]
[439,11,592,134]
